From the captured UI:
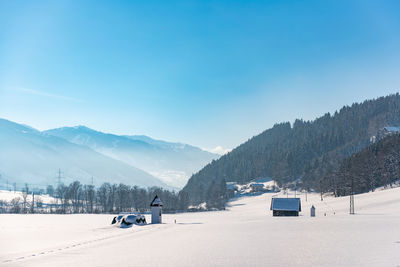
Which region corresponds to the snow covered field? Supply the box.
[1,187,400,266]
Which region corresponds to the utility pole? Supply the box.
[91,176,94,186]
[320,180,323,201]
[350,178,355,214]
[57,168,63,187]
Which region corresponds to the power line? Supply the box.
[57,168,64,187]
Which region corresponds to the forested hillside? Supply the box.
[182,94,400,207]
[332,134,400,196]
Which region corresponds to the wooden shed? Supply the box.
[270,197,301,216]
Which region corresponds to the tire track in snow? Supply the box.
[2,224,169,265]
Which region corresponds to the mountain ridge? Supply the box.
[0,118,170,189]
[43,125,219,188]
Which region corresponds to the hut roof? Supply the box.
[384,126,400,132]
[150,195,163,207]
[270,198,301,212]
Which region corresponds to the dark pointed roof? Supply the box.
[270,198,301,212]
[150,195,163,207]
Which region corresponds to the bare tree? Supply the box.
[46,185,55,197]
[10,197,21,213]
[22,183,29,213]
[84,184,95,213]
[0,200,6,213]
[97,183,111,213]
[56,184,69,213]
[31,192,35,214]
[68,181,82,213]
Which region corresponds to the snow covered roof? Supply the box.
[251,183,264,188]
[150,195,163,207]
[226,183,237,190]
[270,198,301,212]
[384,126,400,132]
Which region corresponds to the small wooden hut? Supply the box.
[270,197,301,216]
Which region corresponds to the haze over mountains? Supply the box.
[0,118,218,189]
[44,126,218,188]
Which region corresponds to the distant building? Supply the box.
[376,126,400,141]
[226,182,238,198]
[383,126,400,133]
[250,183,265,192]
[150,195,163,224]
[226,182,238,191]
[270,197,301,216]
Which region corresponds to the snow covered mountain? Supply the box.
[44,126,219,188]
[0,119,168,189]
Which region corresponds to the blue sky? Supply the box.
[1,0,400,152]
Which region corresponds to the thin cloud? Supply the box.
[14,87,83,103]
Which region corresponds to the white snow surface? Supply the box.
[1,187,400,266]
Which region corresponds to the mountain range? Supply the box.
[44,126,218,188]
[0,118,218,190]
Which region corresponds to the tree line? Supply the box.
[0,181,190,214]
[183,93,400,207]
[322,133,400,196]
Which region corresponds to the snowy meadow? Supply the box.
[1,187,400,267]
